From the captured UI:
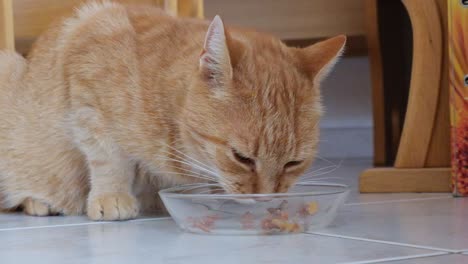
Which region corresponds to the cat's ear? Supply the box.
[199,15,232,86]
[299,35,346,84]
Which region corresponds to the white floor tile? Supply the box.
[382,254,468,264]
[0,219,442,264]
[317,197,468,251]
[346,194,452,205]
[0,212,168,231]
[0,159,460,263]
[0,213,92,230]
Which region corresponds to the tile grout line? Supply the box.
[306,231,460,253]
[345,196,452,206]
[130,216,172,222]
[341,252,450,264]
[0,216,172,232]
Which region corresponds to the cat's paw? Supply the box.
[23,198,58,216]
[87,192,139,221]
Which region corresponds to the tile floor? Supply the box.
[0,159,466,264]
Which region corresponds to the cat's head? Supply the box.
[180,16,345,194]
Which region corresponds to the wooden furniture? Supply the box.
[0,0,13,50]
[3,0,367,55]
[204,0,366,56]
[364,0,386,165]
[204,0,364,40]
[0,0,203,54]
[165,0,203,18]
[360,0,451,193]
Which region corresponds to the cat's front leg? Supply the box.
[71,107,139,221]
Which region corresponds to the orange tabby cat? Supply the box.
[0,2,345,220]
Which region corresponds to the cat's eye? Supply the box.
[232,148,255,167]
[284,160,303,169]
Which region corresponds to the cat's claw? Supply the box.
[87,192,139,221]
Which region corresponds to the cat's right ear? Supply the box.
[199,15,233,86]
[299,35,346,84]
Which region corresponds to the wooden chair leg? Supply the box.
[394,0,443,168]
[425,0,450,168]
[0,0,14,50]
[364,0,387,166]
[360,0,451,193]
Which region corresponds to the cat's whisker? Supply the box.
[154,156,218,180]
[297,176,345,184]
[157,171,214,180]
[155,154,238,191]
[300,162,342,181]
[299,176,344,181]
[301,170,338,180]
[157,156,218,182]
[301,164,340,178]
[307,160,343,173]
[162,153,218,178]
[159,141,217,174]
[178,183,218,194]
[215,178,237,192]
[157,148,219,177]
[156,171,216,182]
[163,164,212,177]
[300,167,341,181]
[315,155,343,166]
[155,162,218,182]
[160,165,218,181]
[295,180,344,186]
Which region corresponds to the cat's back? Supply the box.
[27,2,207,77]
[127,5,207,58]
[37,2,207,103]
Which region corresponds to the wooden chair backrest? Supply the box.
[0,0,203,53]
[2,0,367,55]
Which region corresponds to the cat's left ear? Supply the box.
[199,15,232,86]
[299,35,346,84]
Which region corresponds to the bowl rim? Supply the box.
[158,182,350,199]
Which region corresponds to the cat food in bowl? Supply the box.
[159,182,349,235]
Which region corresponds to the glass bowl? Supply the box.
[159,182,349,235]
